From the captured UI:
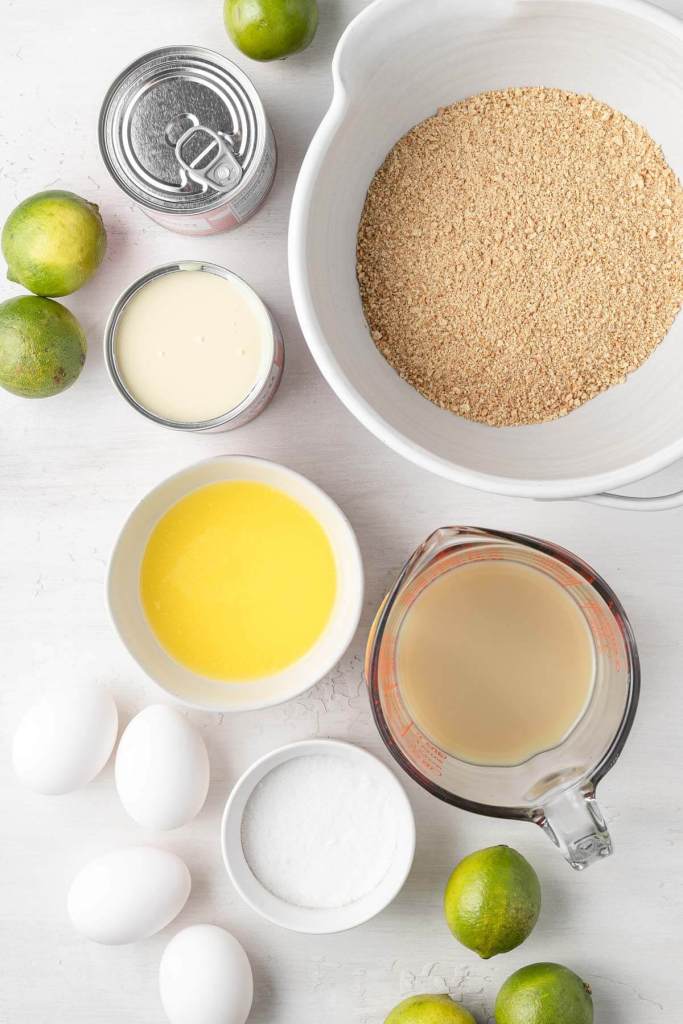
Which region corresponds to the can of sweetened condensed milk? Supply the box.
[105,262,284,432]
[99,46,277,235]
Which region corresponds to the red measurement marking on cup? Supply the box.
[582,597,623,670]
[527,551,579,587]
[410,735,446,777]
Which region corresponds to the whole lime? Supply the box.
[0,296,87,398]
[385,993,476,1024]
[495,963,593,1024]
[2,190,107,297]
[444,846,541,959]
[224,0,319,61]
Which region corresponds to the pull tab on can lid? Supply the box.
[174,124,244,194]
[99,46,266,213]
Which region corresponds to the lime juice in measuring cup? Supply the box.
[365,527,640,870]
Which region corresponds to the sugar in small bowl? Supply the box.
[221,739,416,933]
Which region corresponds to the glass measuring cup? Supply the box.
[365,528,640,870]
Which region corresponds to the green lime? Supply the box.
[224,0,318,61]
[495,963,593,1024]
[444,846,541,959]
[0,296,87,398]
[2,190,107,297]
[385,994,476,1024]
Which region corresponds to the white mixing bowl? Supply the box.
[290,0,683,510]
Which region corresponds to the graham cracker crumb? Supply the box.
[356,87,683,427]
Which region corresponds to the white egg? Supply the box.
[12,687,118,795]
[159,925,254,1024]
[115,704,210,830]
[68,846,191,945]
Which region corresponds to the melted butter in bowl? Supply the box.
[107,456,364,712]
[140,480,338,681]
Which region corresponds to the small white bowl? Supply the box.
[107,456,364,712]
[221,739,416,933]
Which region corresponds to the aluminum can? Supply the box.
[99,46,277,235]
[104,261,284,432]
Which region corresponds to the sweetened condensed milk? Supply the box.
[115,270,270,422]
[99,46,276,236]
[106,263,283,431]
[396,559,595,766]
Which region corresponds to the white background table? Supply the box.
[2,1,683,1021]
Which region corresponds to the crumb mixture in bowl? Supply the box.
[357,87,683,427]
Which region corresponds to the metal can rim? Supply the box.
[104,260,280,431]
[98,45,272,215]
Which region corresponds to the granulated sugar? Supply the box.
[240,754,399,909]
[357,87,683,426]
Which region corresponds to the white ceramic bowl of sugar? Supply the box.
[221,739,416,933]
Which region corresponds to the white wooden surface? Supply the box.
[2,1,683,1021]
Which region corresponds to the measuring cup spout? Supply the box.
[536,785,612,870]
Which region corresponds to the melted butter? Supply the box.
[140,481,337,680]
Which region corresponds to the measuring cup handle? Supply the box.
[535,785,613,870]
